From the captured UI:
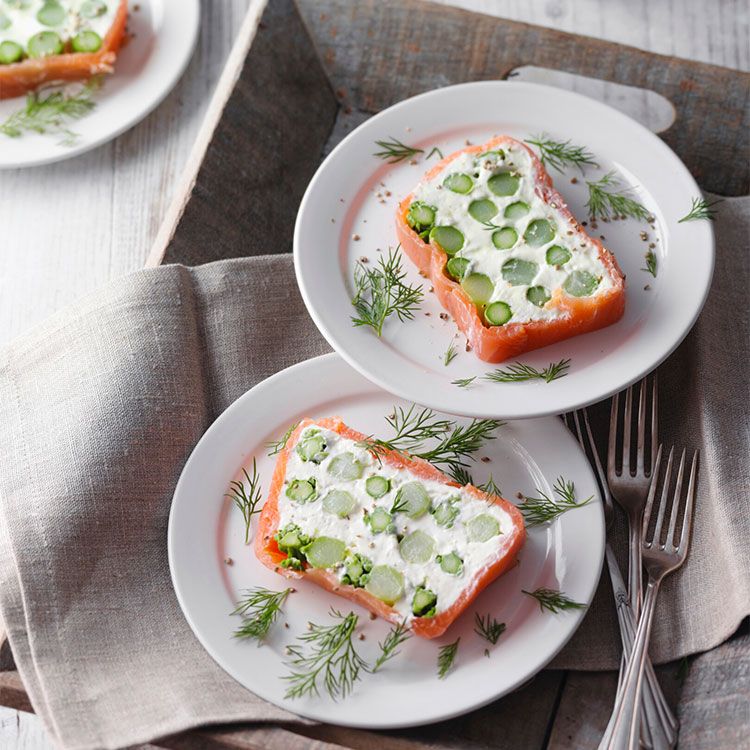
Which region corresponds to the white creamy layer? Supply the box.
[411,144,614,323]
[278,425,514,623]
[0,1,117,49]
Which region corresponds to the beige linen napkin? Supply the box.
[0,199,747,749]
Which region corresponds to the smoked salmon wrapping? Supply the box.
[396,135,626,363]
[255,417,526,639]
[0,0,128,100]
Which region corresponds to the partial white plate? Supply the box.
[294,81,714,419]
[0,0,199,169]
[168,353,604,728]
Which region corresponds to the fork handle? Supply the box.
[606,546,678,746]
[627,511,644,615]
[600,577,662,750]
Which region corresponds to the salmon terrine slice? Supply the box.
[396,135,626,363]
[255,417,526,639]
[0,0,128,99]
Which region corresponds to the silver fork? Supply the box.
[601,445,699,750]
[608,377,659,618]
[564,410,677,748]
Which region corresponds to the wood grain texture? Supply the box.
[298,0,750,195]
[156,0,338,265]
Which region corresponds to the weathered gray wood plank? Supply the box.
[546,664,683,749]
[677,628,750,749]
[298,0,750,195]
[156,0,339,266]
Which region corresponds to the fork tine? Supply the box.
[651,446,674,546]
[678,451,699,554]
[636,379,647,474]
[608,392,620,477]
[642,444,663,538]
[579,408,613,509]
[665,449,687,549]
[651,373,659,472]
[622,386,634,475]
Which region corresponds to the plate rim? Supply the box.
[0,0,201,169]
[293,80,715,420]
[168,352,606,728]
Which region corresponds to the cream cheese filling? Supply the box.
[277,425,514,623]
[411,144,614,323]
[0,1,117,49]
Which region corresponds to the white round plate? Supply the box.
[294,81,714,419]
[168,353,604,728]
[0,0,199,169]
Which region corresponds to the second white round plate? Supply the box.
[0,0,199,169]
[169,354,604,728]
[294,81,714,419]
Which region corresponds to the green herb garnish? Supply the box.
[523,587,586,614]
[521,477,592,527]
[484,358,571,384]
[443,343,458,366]
[374,137,424,163]
[266,421,300,456]
[351,248,424,337]
[358,405,500,484]
[477,475,501,496]
[426,146,444,160]
[585,171,649,221]
[452,376,477,388]
[372,620,411,672]
[678,196,722,223]
[437,637,460,679]
[225,459,263,543]
[525,135,598,173]
[283,609,367,699]
[451,466,474,486]
[642,250,657,277]
[0,77,101,146]
[474,613,506,645]
[415,418,501,483]
[232,587,293,641]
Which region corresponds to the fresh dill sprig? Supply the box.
[474,613,506,645]
[585,171,650,221]
[484,358,571,384]
[0,78,101,146]
[283,609,368,700]
[520,476,592,527]
[417,418,501,482]
[225,459,263,543]
[437,637,460,679]
[232,587,293,641]
[372,620,411,672]
[451,466,474,486]
[525,135,598,173]
[266,422,300,456]
[477,475,501,496]
[678,196,722,223]
[452,376,477,388]
[357,405,500,484]
[480,219,503,232]
[373,137,424,163]
[389,495,410,515]
[523,587,586,614]
[443,343,458,366]
[642,250,657,277]
[361,405,453,456]
[351,248,424,337]
[426,146,444,160]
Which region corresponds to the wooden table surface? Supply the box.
[0,0,747,747]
